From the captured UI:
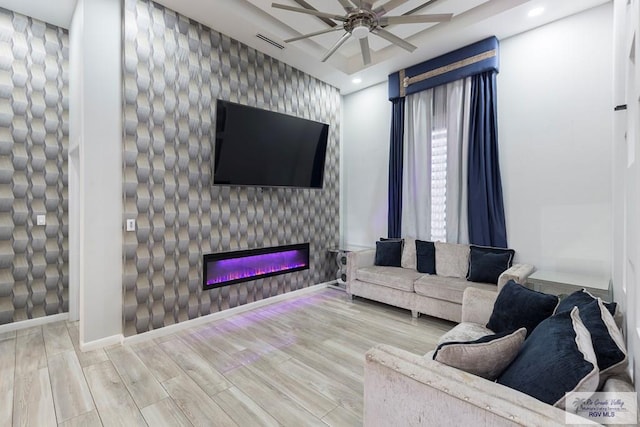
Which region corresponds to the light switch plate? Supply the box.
[126,219,136,231]
[37,215,46,226]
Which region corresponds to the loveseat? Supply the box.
[346,239,535,323]
[363,286,635,426]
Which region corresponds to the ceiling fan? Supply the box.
[272,0,453,65]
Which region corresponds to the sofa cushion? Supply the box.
[355,266,423,292]
[374,240,402,267]
[435,242,470,278]
[433,328,526,380]
[497,307,599,409]
[414,275,496,305]
[467,245,514,284]
[401,237,417,269]
[486,281,559,337]
[415,240,436,274]
[575,299,627,387]
[437,322,495,345]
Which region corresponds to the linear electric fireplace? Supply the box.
[203,243,310,290]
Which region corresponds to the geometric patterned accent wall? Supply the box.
[123,0,340,336]
[0,9,69,324]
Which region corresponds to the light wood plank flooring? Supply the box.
[1,288,455,426]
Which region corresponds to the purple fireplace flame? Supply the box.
[203,243,310,290]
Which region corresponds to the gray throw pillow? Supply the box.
[434,242,470,278]
[401,237,417,269]
[433,328,526,380]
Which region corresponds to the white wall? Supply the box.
[341,82,391,246]
[70,0,123,347]
[68,0,82,323]
[498,4,613,276]
[612,0,640,388]
[342,5,614,277]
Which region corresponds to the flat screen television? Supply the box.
[213,99,329,189]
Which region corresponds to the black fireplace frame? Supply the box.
[202,243,310,291]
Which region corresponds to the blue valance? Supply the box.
[388,36,499,101]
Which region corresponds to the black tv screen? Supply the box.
[213,100,329,188]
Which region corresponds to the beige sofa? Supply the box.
[363,287,635,426]
[346,241,535,322]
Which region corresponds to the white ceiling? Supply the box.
[0,0,610,94]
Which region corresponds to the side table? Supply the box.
[526,270,611,300]
[327,245,372,289]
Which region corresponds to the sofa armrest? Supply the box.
[602,374,635,393]
[346,249,375,291]
[364,344,599,426]
[497,263,536,291]
[461,288,498,324]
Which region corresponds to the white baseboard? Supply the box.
[0,313,69,335]
[122,282,330,346]
[80,333,124,352]
[1,282,334,350]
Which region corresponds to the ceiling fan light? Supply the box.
[352,25,369,39]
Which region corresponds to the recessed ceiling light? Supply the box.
[528,7,544,17]
[352,77,362,84]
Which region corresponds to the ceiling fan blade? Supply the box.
[349,0,373,8]
[293,0,339,27]
[336,0,355,12]
[403,0,441,15]
[285,26,345,43]
[321,32,352,62]
[373,0,408,16]
[372,28,417,52]
[359,37,371,65]
[379,13,453,25]
[272,3,347,21]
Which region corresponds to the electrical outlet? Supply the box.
[126,219,136,231]
[37,215,46,226]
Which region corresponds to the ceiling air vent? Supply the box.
[256,34,285,50]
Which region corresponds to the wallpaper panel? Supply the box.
[0,8,69,324]
[123,0,340,336]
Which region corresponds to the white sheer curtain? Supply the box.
[401,78,471,243]
[402,89,432,240]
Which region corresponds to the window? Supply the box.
[430,128,447,241]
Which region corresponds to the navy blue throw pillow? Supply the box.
[374,240,402,267]
[467,251,512,284]
[497,308,598,408]
[469,245,515,265]
[415,240,436,274]
[467,246,514,283]
[486,280,558,337]
[556,289,617,318]
[576,299,626,377]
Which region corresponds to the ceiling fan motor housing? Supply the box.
[345,9,377,39]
